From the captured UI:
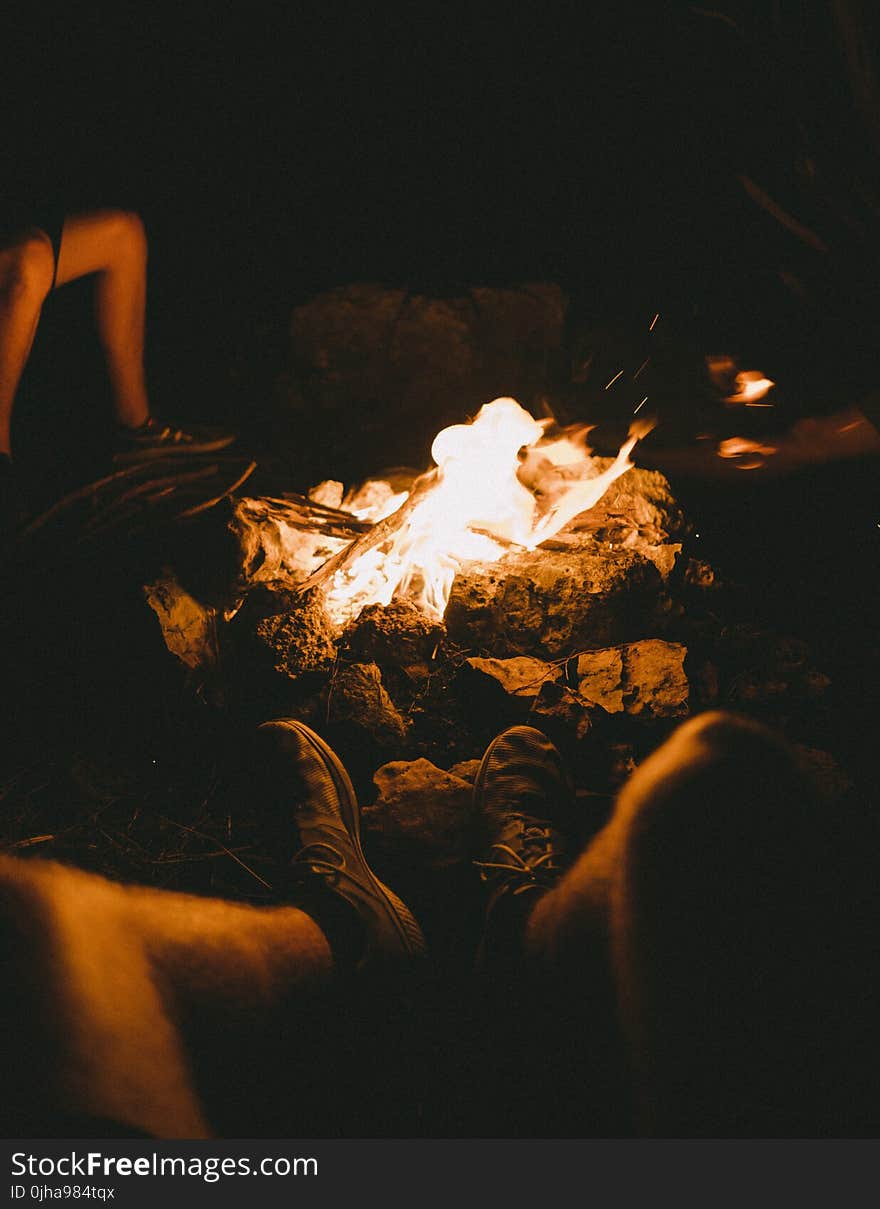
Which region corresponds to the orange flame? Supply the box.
[323,397,643,627]
[726,370,775,405]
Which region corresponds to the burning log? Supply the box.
[177,460,258,518]
[280,399,651,635]
[294,467,440,600]
[140,397,692,821]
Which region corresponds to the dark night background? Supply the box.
[8,2,877,451]
[7,3,713,432]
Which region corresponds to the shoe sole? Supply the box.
[265,720,426,961]
[473,724,574,822]
[113,435,237,463]
[473,724,546,805]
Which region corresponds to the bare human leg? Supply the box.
[55,209,151,429]
[0,721,425,1138]
[0,854,335,1138]
[0,231,56,457]
[524,712,841,1135]
[0,209,233,482]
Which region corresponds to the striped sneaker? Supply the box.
[113,416,236,462]
[255,719,426,969]
[473,726,575,920]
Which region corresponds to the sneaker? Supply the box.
[255,719,426,969]
[473,726,575,962]
[113,416,236,461]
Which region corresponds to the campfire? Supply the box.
[136,391,693,876]
[232,397,648,630]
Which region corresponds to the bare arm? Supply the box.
[634,406,880,479]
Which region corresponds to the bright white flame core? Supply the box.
[323,397,639,628]
[726,370,775,404]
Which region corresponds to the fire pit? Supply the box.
[143,397,697,871]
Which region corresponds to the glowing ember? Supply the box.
[717,435,779,469]
[322,397,644,628]
[726,370,775,406]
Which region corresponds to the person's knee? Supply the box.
[103,210,148,265]
[0,234,55,305]
[670,709,767,753]
[619,710,791,823]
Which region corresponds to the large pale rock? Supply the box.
[587,467,684,547]
[363,758,475,867]
[145,573,216,672]
[576,648,625,713]
[547,467,683,578]
[446,542,664,658]
[620,639,689,718]
[461,639,688,727]
[230,497,349,588]
[465,655,561,699]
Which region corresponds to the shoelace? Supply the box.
[473,824,561,894]
[152,424,191,444]
[128,419,192,444]
[291,840,356,886]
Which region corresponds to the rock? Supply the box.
[343,600,445,666]
[309,480,345,509]
[685,558,718,589]
[446,542,664,657]
[608,743,639,789]
[575,648,625,713]
[230,496,350,589]
[724,631,831,710]
[586,467,684,546]
[464,655,561,699]
[252,591,337,680]
[363,758,475,867]
[621,639,689,718]
[326,662,407,751]
[555,467,682,578]
[568,640,689,719]
[144,573,216,672]
[463,657,595,741]
[530,680,592,740]
[637,542,681,579]
[283,282,569,463]
[448,758,481,784]
[692,660,721,707]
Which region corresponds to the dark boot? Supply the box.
[255,719,426,971]
[472,725,575,971]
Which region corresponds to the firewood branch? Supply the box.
[296,468,439,595]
